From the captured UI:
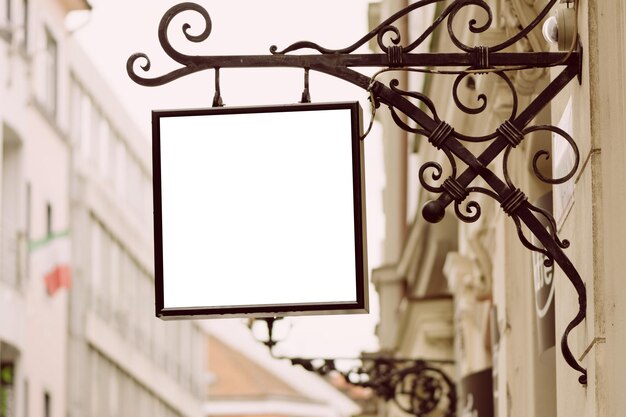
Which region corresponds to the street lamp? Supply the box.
[246,317,291,352]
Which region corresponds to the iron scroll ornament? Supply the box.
[290,356,457,417]
[127,0,587,385]
[250,317,457,417]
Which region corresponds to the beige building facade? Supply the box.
[66,37,206,417]
[0,1,206,416]
[369,0,626,416]
[0,0,79,415]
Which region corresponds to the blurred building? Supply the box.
[66,32,207,417]
[205,332,360,417]
[0,0,79,415]
[0,0,206,416]
[369,0,626,416]
[0,2,369,417]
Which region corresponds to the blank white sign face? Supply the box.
[153,102,367,319]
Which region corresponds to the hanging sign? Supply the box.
[152,102,368,319]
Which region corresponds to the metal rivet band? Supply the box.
[442,177,468,202]
[473,46,490,69]
[387,45,404,68]
[500,188,527,216]
[497,120,524,148]
[428,121,454,150]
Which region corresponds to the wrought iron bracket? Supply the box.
[250,318,457,417]
[128,0,587,385]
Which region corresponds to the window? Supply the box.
[127,158,140,213]
[108,130,118,186]
[96,115,110,179]
[100,229,111,319]
[114,140,126,197]
[109,368,119,417]
[89,352,98,417]
[2,141,22,288]
[44,28,57,117]
[109,241,120,320]
[21,0,27,48]
[25,183,31,241]
[80,94,92,158]
[142,176,152,223]
[0,343,19,417]
[0,362,14,417]
[6,0,11,25]
[25,182,31,278]
[90,220,102,309]
[46,202,52,237]
[22,380,27,417]
[69,79,83,145]
[90,107,101,164]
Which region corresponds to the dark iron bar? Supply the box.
[131,51,575,70]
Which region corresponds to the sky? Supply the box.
[69,0,386,360]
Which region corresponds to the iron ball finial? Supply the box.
[422,200,446,223]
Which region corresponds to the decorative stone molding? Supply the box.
[504,0,549,53]
[444,253,493,376]
[372,265,406,351]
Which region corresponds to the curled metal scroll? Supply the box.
[446,0,493,52]
[502,124,580,190]
[452,71,489,115]
[271,0,558,60]
[392,363,456,417]
[419,161,448,193]
[453,186,499,223]
[524,125,581,184]
[270,0,441,55]
[385,69,520,144]
[509,207,566,267]
[451,70,519,142]
[290,357,456,417]
[389,79,439,127]
[127,2,213,86]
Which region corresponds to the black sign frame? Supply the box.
[152,101,368,319]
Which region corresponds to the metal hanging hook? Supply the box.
[299,68,311,103]
[212,67,224,107]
